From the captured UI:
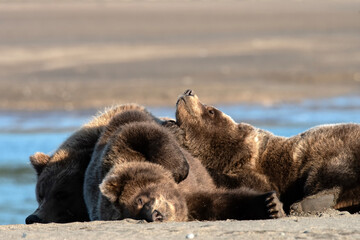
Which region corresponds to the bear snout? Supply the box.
[150,210,164,222]
[25,214,43,224]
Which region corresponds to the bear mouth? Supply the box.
[176,90,202,122]
[176,95,186,106]
[176,96,197,119]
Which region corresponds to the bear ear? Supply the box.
[29,152,50,176]
[99,176,121,203]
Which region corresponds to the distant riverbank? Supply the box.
[0,0,359,111]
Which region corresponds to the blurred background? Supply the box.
[0,0,359,225]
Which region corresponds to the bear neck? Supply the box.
[184,123,255,173]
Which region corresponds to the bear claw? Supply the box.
[264,191,285,219]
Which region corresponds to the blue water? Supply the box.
[0,95,359,225]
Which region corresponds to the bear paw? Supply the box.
[265,191,286,219]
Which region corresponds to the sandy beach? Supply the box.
[1,0,360,239]
[1,211,360,240]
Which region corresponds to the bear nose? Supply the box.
[184,89,194,96]
[25,214,42,224]
[151,210,164,222]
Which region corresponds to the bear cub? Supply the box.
[84,109,285,221]
[176,89,360,213]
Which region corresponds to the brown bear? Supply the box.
[84,109,190,221]
[26,103,153,224]
[175,89,360,213]
[98,161,189,222]
[100,161,284,222]
[84,109,285,221]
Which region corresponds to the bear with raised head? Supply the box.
[85,109,285,221]
[26,104,150,224]
[175,89,360,213]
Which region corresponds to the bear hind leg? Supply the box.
[304,153,359,196]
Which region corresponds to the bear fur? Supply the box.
[99,161,189,222]
[26,104,151,224]
[84,109,190,221]
[84,109,285,221]
[175,89,360,213]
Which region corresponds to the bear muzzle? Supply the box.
[25,214,45,224]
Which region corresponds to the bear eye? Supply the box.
[37,188,45,202]
[208,109,215,116]
[38,194,44,202]
[137,197,144,207]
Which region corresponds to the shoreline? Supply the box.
[1,93,359,114]
[0,90,359,112]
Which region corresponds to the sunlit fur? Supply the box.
[176,90,360,213]
[86,108,285,222]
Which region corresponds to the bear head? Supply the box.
[176,89,238,135]
[26,149,90,224]
[100,162,188,222]
[175,90,253,166]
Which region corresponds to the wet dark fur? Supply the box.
[26,104,148,224]
[85,109,285,221]
[176,90,360,213]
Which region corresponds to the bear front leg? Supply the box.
[207,168,275,192]
[185,188,285,221]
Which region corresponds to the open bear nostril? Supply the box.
[184,89,194,96]
[151,210,164,222]
[25,214,42,224]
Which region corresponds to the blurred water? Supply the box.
[0,95,359,225]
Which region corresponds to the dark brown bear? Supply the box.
[26,104,152,224]
[176,89,360,213]
[84,109,285,221]
[84,109,189,221]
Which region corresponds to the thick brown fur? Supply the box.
[26,104,149,224]
[175,89,360,213]
[99,162,188,222]
[85,109,285,222]
[84,109,190,221]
